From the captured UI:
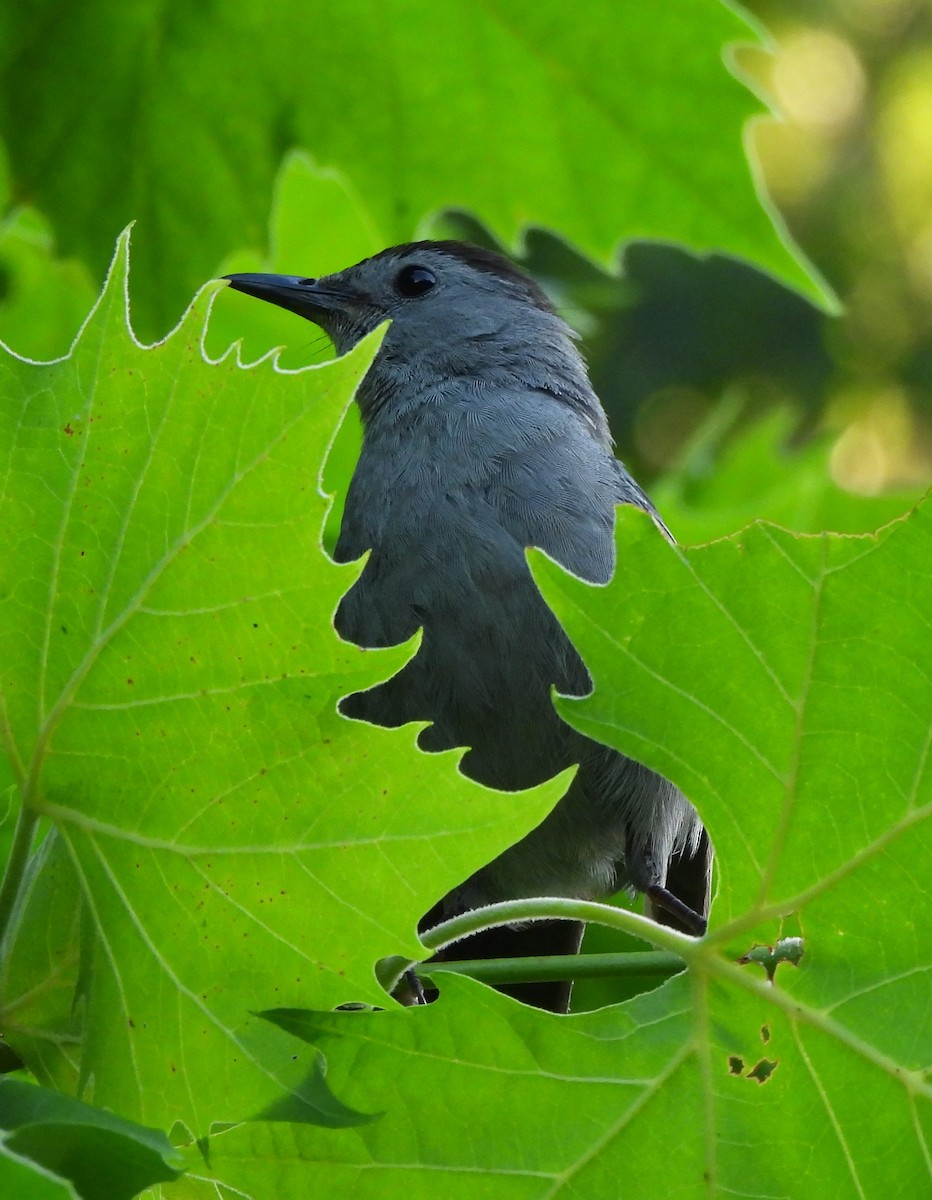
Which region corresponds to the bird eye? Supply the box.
[395,264,436,297]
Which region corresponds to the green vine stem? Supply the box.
[420,949,684,988]
[420,896,698,958]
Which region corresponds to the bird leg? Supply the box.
[645,883,707,937]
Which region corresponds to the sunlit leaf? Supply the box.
[0,231,565,1133]
[0,0,826,337]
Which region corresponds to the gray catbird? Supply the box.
[225,241,710,1011]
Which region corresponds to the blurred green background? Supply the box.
[745,0,932,497]
[452,0,932,500]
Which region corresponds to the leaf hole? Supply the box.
[747,1058,778,1084]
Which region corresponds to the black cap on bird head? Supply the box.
[223,240,559,356]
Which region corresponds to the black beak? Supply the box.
[222,273,342,323]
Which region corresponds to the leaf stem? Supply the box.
[0,805,39,957]
[419,949,684,987]
[418,896,699,959]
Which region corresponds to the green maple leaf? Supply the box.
[0,231,565,1135]
[0,1078,182,1200]
[185,500,931,1198]
[0,0,826,337]
[536,503,931,940]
